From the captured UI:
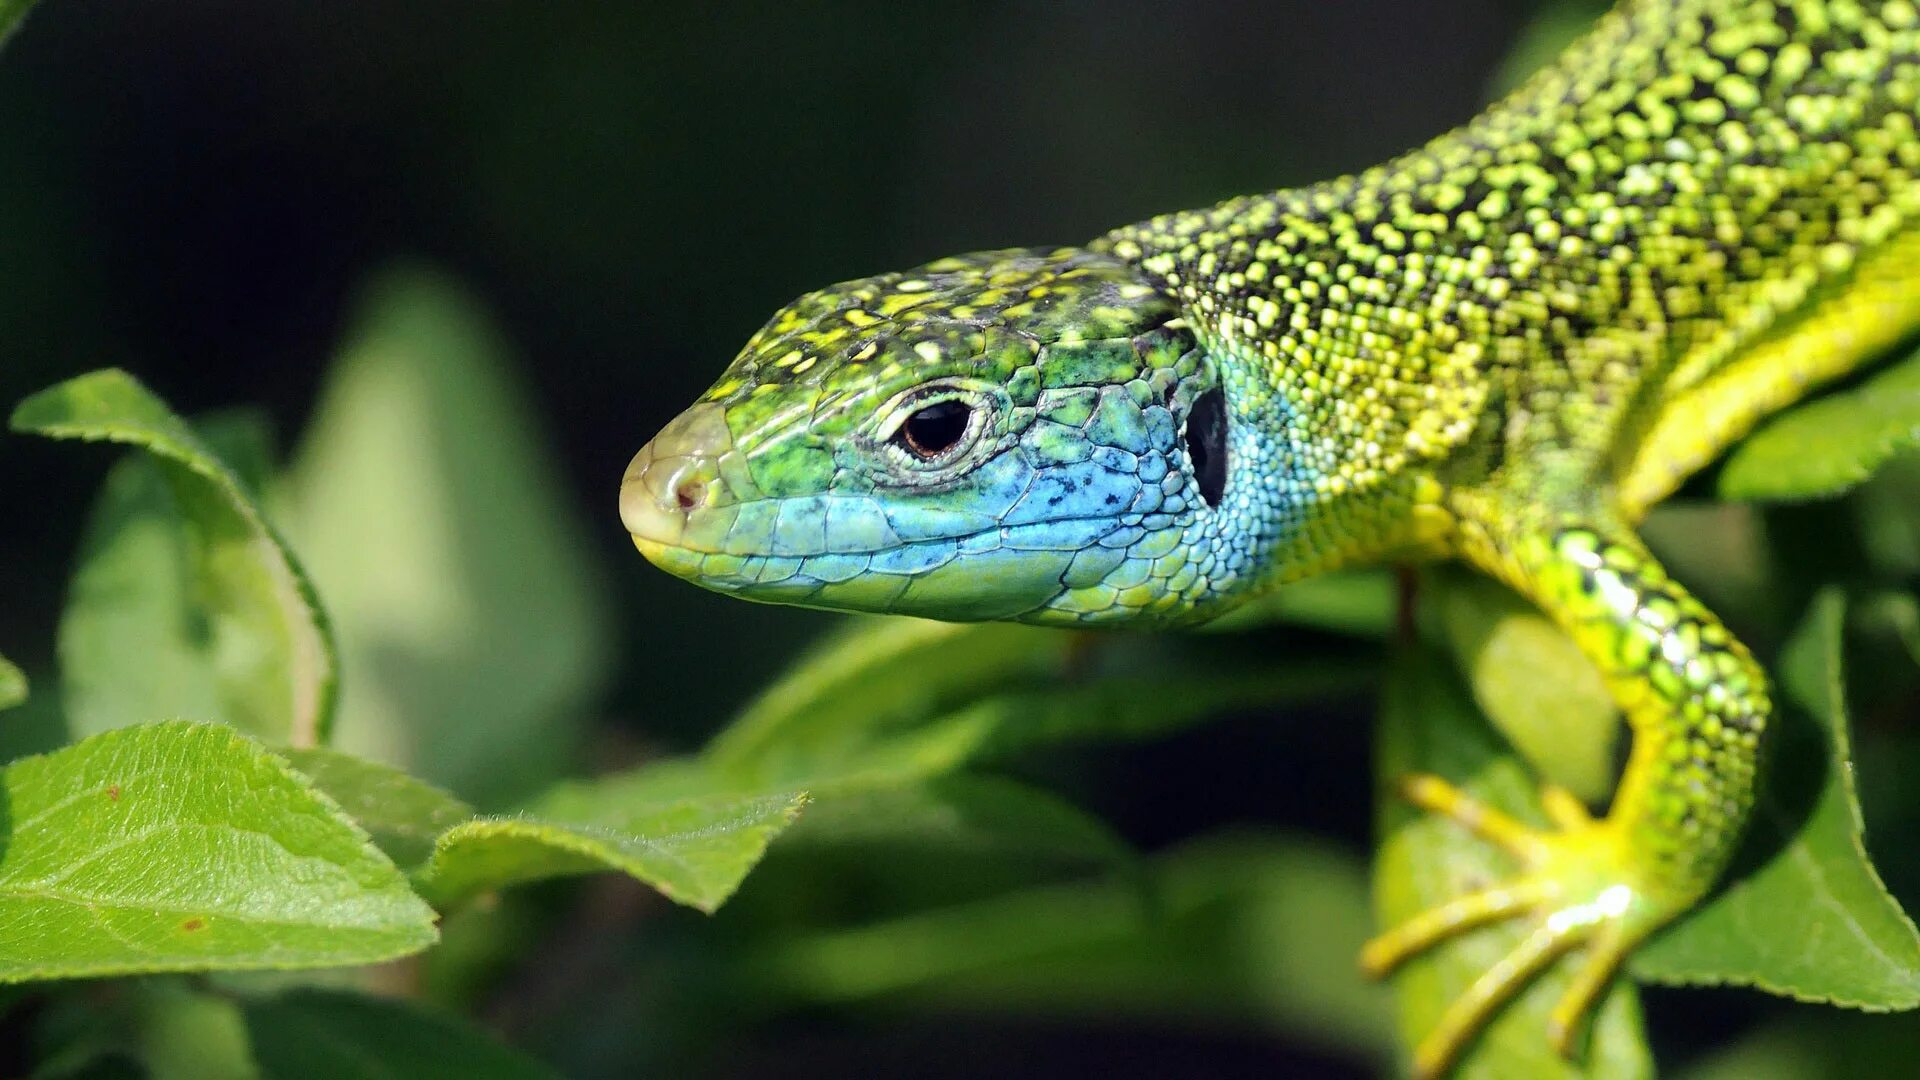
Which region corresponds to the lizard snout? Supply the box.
[620,403,741,551]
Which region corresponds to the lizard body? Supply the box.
[621,1,1920,1073]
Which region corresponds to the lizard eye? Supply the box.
[895,400,974,460]
[1184,387,1228,508]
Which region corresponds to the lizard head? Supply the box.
[621,246,1290,625]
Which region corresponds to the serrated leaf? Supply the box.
[1437,571,1619,804]
[1720,347,1920,501]
[286,265,613,806]
[745,834,1392,1058]
[282,747,475,870]
[1634,590,1920,1006]
[0,652,24,713]
[0,721,437,982]
[1375,649,1650,1080]
[14,373,336,746]
[414,761,807,913]
[242,989,557,1080]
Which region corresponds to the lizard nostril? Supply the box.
[623,402,757,547]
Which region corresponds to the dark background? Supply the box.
[0,3,1643,1077]
[0,0,1541,716]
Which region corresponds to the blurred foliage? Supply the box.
[239,989,559,1080]
[1433,570,1618,804]
[286,267,613,807]
[1720,348,1920,502]
[0,651,24,711]
[15,371,335,746]
[0,2,1918,1079]
[0,0,33,48]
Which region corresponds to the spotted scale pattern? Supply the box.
[630,2,1920,1067]
[1105,0,1920,513]
[646,247,1304,623]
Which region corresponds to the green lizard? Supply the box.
[621,0,1920,1073]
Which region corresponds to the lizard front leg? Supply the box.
[1363,497,1769,1078]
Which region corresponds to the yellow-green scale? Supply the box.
[1099,0,1920,1074]
[627,2,1920,1073]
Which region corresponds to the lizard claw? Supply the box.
[1362,773,1669,1079]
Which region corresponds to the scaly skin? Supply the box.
[621,1,1920,1073]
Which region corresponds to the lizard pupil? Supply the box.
[1185,388,1228,508]
[898,400,971,459]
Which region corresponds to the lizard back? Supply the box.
[1105,0,1920,512]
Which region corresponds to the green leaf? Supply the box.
[0,0,40,48]
[242,989,558,1080]
[414,761,807,913]
[129,982,257,1080]
[1486,1,1608,100]
[1436,571,1619,804]
[286,265,613,805]
[744,834,1393,1059]
[54,434,239,739]
[14,374,337,745]
[1201,568,1394,637]
[711,617,1368,791]
[0,721,436,982]
[1634,590,1920,1007]
[1894,594,1920,670]
[282,747,475,870]
[1676,1012,1920,1080]
[1375,649,1650,1080]
[24,979,258,1080]
[828,663,1359,789]
[286,745,804,916]
[748,774,1140,922]
[1640,500,1773,631]
[782,773,1132,872]
[1720,347,1920,501]
[1855,455,1920,578]
[0,652,24,713]
[706,617,1077,774]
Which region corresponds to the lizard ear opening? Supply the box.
[1185,387,1228,508]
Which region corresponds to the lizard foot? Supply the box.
[1361,772,1675,1080]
